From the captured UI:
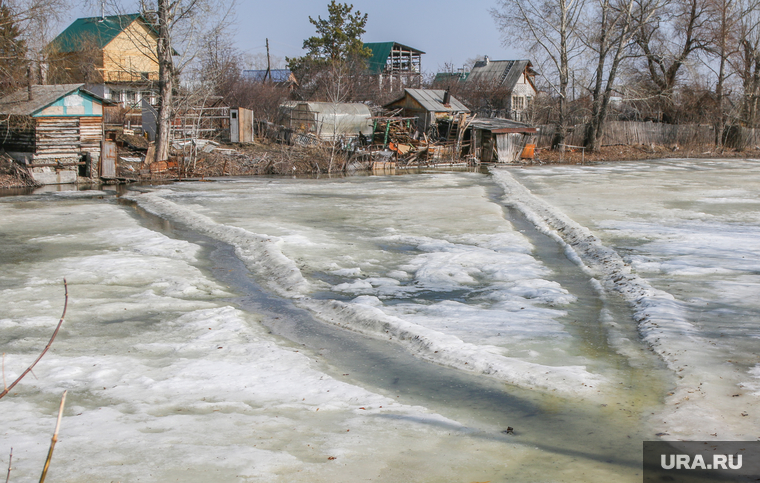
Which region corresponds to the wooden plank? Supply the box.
[491,127,538,134]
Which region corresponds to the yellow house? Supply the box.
[47,14,161,107]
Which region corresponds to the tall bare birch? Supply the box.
[491,0,586,148]
[581,0,645,151]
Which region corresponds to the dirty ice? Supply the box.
[0,160,757,482]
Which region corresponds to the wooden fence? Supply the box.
[535,121,760,150]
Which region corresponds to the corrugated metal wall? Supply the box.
[496,133,528,162]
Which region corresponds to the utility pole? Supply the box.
[265,38,271,82]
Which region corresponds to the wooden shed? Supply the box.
[0,84,109,184]
[383,88,469,134]
[467,118,537,163]
[230,107,254,143]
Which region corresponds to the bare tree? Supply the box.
[735,0,760,126]
[247,51,285,71]
[129,0,232,162]
[630,0,711,121]
[707,0,736,146]
[492,0,586,148]
[581,0,643,151]
[0,1,27,95]
[0,0,69,93]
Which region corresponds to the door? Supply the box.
[230,109,239,143]
[101,140,117,178]
[238,108,253,143]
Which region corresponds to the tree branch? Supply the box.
[0,279,67,401]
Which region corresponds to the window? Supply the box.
[512,96,525,110]
[123,90,136,104]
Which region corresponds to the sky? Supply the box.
[64,0,523,75]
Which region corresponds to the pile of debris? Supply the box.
[0,152,41,189]
[359,112,475,169]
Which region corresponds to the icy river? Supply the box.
[1,158,759,482]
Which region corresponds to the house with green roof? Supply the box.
[363,42,424,91]
[47,14,161,108]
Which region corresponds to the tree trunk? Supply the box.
[714,0,730,150]
[555,0,570,149]
[155,0,173,163]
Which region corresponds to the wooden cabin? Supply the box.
[0,84,109,184]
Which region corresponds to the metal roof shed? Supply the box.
[383,88,470,132]
[466,59,536,87]
[467,118,537,163]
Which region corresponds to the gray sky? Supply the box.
[66,0,523,74]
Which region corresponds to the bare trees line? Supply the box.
[492,0,760,151]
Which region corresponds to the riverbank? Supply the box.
[4,141,760,189]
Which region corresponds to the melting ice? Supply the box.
[1,162,757,481]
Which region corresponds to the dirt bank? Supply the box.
[4,141,760,190]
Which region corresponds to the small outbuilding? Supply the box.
[383,88,470,134]
[0,84,110,184]
[467,118,537,163]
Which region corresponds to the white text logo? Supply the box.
[661,454,742,470]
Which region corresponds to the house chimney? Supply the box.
[443,88,451,106]
[485,55,490,65]
[27,64,34,101]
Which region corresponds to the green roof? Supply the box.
[433,72,469,84]
[363,42,424,74]
[48,14,145,53]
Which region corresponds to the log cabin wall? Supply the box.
[80,116,104,155]
[0,116,36,153]
[34,117,81,158]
